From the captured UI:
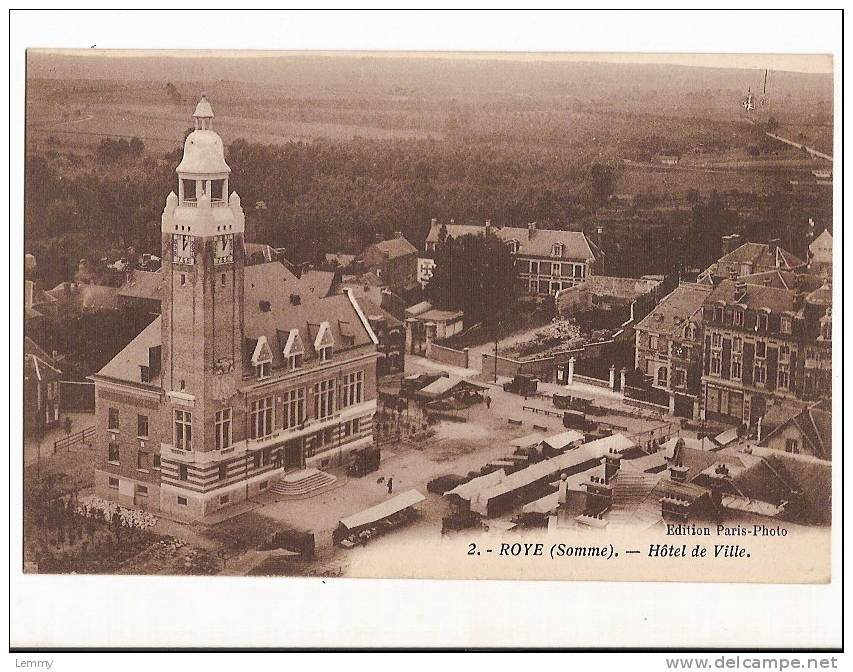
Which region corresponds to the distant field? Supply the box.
[775,124,833,157]
[616,163,815,197]
[26,101,444,155]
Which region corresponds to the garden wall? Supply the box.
[481,353,555,382]
[426,341,470,369]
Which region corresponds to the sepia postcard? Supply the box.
[10,9,842,654]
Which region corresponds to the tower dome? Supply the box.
[176,94,230,176]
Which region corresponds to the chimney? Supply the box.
[604,448,622,483]
[375,233,384,243]
[430,217,437,228]
[394,231,403,239]
[527,222,536,240]
[734,282,747,302]
[484,219,491,234]
[449,218,455,226]
[768,238,780,253]
[670,461,689,484]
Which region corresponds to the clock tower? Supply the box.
[160,93,245,459]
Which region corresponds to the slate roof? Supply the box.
[760,400,832,461]
[24,337,62,381]
[117,270,164,300]
[736,269,798,290]
[426,222,597,261]
[717,241,805,271]
[707,278,797,314]
[635,283,711,334]
[809,229,833,265]
[97,263,375,385]
[96,317,161,385]
[297,270,337,299]
[352,295,403,328]
[367,236,418,260]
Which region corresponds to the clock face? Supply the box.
[171,234,195,265]
[214,234,234,265]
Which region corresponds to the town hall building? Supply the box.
[93,96,379,520]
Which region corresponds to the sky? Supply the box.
[31,49,833,75]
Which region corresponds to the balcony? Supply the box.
[181,198,228,209]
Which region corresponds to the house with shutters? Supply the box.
[92,95,379,520]
[421,219,601,297]
[700,277,831,430]
[634,282,712,418]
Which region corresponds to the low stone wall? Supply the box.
[481,353,554,382]
[573,373,611,389]
[426,341,470,369]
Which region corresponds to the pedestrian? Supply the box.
[387,476,393,494]
[485,393,492,410]
[63,416,72,436]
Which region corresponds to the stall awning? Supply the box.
[714,428,739,447]
[338,489,426,532]
[416,375,489,400]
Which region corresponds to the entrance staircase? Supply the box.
[271,468,337,497]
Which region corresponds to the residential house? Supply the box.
[633,283,712,417]
[700,235,807,285]
[24,337,62,436]
[759,399,831,461]
[700,277,831,430]
[808,229,832,278]
[362,233,419,296]
[353,295,406,375]
[422,219,601,297]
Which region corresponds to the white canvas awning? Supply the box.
[338,489,425,532]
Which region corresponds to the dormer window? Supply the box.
[282,328,305,371]
[313,321,335,364]
[733,310,744,327]
[507,240,519,254]
[780,315,792,335]
[552,243,564,257]
[757,312,769,332]
[250,336,273,380]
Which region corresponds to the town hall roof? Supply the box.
[97,262,376,385]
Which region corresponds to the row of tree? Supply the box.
[25,126,831,289]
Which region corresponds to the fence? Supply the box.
[623,384,670,407]
[59,380,95,413]
[54,425,96,454]
[426,341,469,369]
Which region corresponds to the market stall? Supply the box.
[335,489,426,547]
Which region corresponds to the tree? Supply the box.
[425,232,518,327]
[588,163,617,204]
